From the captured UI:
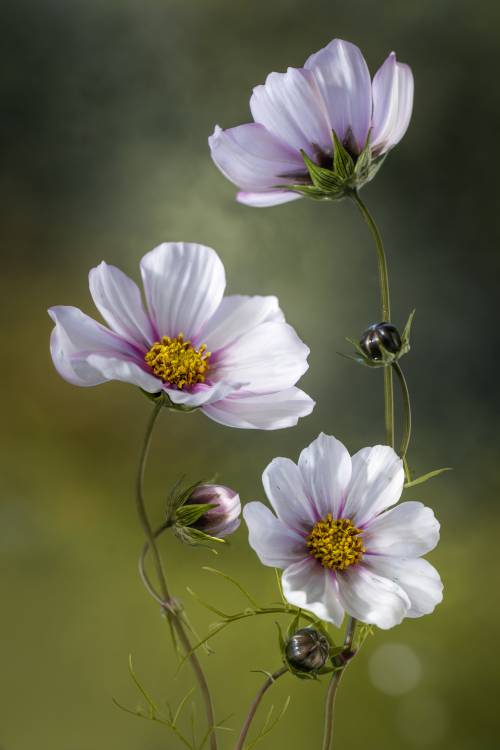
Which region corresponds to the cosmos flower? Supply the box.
[209,39,413,206]
[244,433,442,629]
[186,484,241,538]
[49,242,314,429]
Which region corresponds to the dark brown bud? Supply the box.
[285,627,329,673]
[360,322,402,361]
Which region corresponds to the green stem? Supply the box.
[136,404,218,750]
[234,666,288,750]
[392,362,412,467]
[321,617,357,750]
[350,191,394,448]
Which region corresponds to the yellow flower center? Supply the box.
[144,333,211,390]
[306,514,365,571]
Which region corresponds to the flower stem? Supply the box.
[392,362,412,468]
[321,617,357,750]
[350,191,394,448]
[136,403,218,750]
[234,666,288,750]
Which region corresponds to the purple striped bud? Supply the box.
[186,484,241,538]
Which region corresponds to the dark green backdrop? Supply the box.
[1,1,499,748]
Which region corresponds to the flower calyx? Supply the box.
[140,388,199,413]
[345,310,415,368]
[166,479,241,547]
[277,615,335,680]
[286,129,386,202]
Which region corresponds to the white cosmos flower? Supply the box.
[49,242,314,430]
[244,433,443,629]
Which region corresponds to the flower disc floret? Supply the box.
[306,515,365,571]
[145,333,210,389]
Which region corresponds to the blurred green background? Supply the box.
[1,0,499,748]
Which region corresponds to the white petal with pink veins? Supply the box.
[363,501,440,557]
[363,555,443,618]
[263,457,318,532]
[281,558,345,626]
[304,39,372,153]
[140,243,226,341]
[250,67,332,156]
[87,354,162,392]
[342,445,404,526]
[89,262,154,348]
[371,52,414,154]
[237,190,302,207]
[337,564,410,629]
[201,387,314,430]
[298,433,352,521]
[199,295,284,352]
[243,502,306,567]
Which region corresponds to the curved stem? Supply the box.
[350,191,394,448]
[321,617,357,750]
[136,404,218,750]
[392,362,412,466]
[234,667,288,750]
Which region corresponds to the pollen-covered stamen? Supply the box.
[145,333,211,390]
[306,514,365,571]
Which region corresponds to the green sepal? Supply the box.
[331,129,355,180]
[300,151,345,195]
[175,502,217,528]
[173,524,226,547]
[404,466,452,488]
[140,388,198,413]
[165,477,207,524]
[399,308,416,356]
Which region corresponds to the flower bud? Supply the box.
[285,627,329,673]
[360,322,402,361]
[186,484,241,538]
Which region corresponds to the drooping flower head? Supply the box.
[209,39,413,206]
[49,243,314,429]
[244,433,442,629]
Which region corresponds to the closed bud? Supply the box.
[285,627,329,673]
[360,322,402,361]
[185,484,241,539]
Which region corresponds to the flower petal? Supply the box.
[281,558,345,626]
[88,262,154,348]
[371,52,414,154]
[86,354,162,392]
[243,502,306,567]
[237,190,302,207]
[165,380,241,408]
[209,123,306,192]
[250,67,332,156]
[263,457,318,533]
[298,433,352,520]
[336,564,410,629]
[214,321,309,392]
[363,501,440,557]
[364,555,443,618]
[201,387,315,430]
[48,306,135,387]
[304,39,371,153]
[140,242,226,341]
[342,445,404,526]
[199,295,284,352]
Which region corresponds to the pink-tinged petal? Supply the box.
[88,262,154,349]
[199,295,284,352]
[336,564,410,629]
[48,306,135,387]
[164,380,242,408]
[363,501,440,557]
[364,555,443,618]
[263,457,318,533]
[237,190,302,207]
[250,67,332,156]
[298,433,352,521]
[86,354,162,392]
[209,123,305,192]
[140,242,226,341]
[281,558,345,626]
[201,387,314,430]
[342,445,404,526]
[243,502,306,567]
[371,52,414,154]
[214,321,309,392]
[304,39,371,153]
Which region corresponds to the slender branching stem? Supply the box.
[350,191,394,448]
[136,404,218,750]
[321,617,357,750]
[234,666,288,750]
[392,361,412,467]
